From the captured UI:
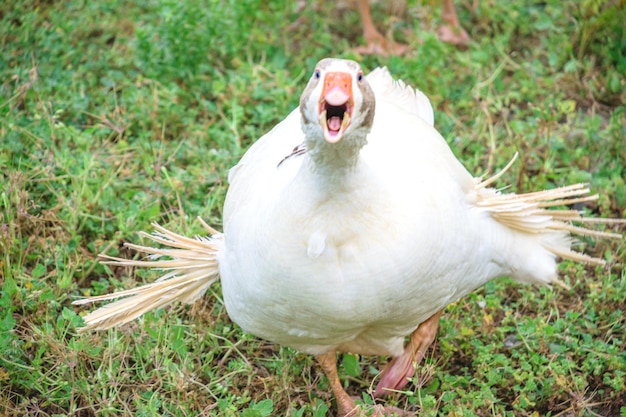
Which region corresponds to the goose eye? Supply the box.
[314,69,321,79]
[357,72,363,82]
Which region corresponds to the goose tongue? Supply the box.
[319,110,351,144]
[328,116,342,131]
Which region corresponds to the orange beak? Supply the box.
[318,72,354,143]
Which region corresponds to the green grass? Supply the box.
[1,0,625,415]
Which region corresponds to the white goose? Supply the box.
[74,58,622,416]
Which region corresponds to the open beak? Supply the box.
[318,72,354,143]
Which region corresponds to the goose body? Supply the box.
[74,58,622,417]
[220,60,554,357]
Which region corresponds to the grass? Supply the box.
[1,0,625,415]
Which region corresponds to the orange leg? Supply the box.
[438,0,470,47]
[316,352,359,417]
[374,310,443,397]
[317,352,409,416]
[355,0,408,56]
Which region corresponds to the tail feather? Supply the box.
[476,153,625,267]
[73,217,223,331]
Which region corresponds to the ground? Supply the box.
[1,0,625,416]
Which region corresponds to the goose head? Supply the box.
[299,58,375,168]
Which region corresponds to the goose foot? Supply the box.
[373,310,443,397]
[355,0,408,56]
[438,0,470,48]
[316,352,412,416]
